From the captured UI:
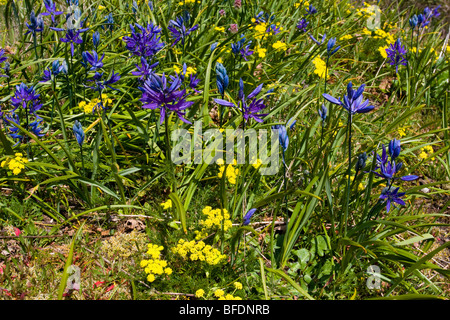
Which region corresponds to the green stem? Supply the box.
[343,111,352,237]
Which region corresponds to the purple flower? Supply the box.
[51,22,89,56]
[86,70,121,92]
[83,50,105,71]
[41,0,63,26]
[326,37,340,56]
[132,57,158,81]
[229,24,239,34]
[11,83,41,112]
[318,104,327,124]
[240,44,254,61]
[389,138,401,160]
[138,73,194,124]
[214,79,267,124]
[309,33,326,46]
[122,23,164,58]
[305,5,317,15]
[385,38,407,73]
[243,208,256,226]
[379,186,406,213]
[322,82,375,115]
[25,10,44,36]
[40,68,52,82]
[168,14,198,47]
[296,19,309,32]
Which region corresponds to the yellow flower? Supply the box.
[98,5,106,10]
[214,289,225,297]
[164,267,172,275]
[195,289,205,298]
[1,153,28,175]
[234,282,243,290]
[215,26,225,32]
[339,35,352,41]
[312,56,328,79]
[272,41,287,51]
[378,46,388,59]
[256,47,267,58]
[147,274,155,282]
[252,159,263,169]
[398,127,407,137]
[160,199,172,210]
[253,23,267,40]
[217,57,224,64]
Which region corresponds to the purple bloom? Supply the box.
[73,120,85,146]
[25,10,44,36]
[309,33,326,45]
[322,82,375,115]
[51,22,89,56]
[296,19,309,32]
[138,73,194,124]
[11,83,41,112]
[305,5,317,15]
[240,44,254,61]
[243,208,256,226]
[385,38,407,73]
[83,50,105,71]
[168,14,198,47]
[40,68,52,82]
[214,79,267,124]
[132,57,158,81]
[389,138,401,160]
[102,13,115,32]
[0,49,8,66]
[318,104,327,124]
[266,24,281,35]
[41,0,63,26]
[86,70,121,92]
[326,37,340,56]
[216,63,229,96]
[122,23,164,58]
[229,24,239,34]
[379,186,406,213]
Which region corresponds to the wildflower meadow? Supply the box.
[0,0,449,303]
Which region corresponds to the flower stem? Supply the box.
[344,111,352,236]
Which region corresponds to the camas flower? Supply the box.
[132,57,158,81]
[0,49,7,65]
[379,186,406,213]
[243,208,256,226]
[168,13,199,47]
[373,142,418,183]
[25,10,44,36]
[326,37,340,56]
[11,83,41,112]
[215,63,229,96]
[51,21,89,56]
[296,19,309,32]
[318,104,327,125]
[138,72,194,124]
[385,38,407,73]
[123,23,164,58]
[214,79,268,124]
[83,50,105,71]
[305,5,317,15]
[309,33,326,46]
[73,120,85,146]
[41,0,63,26]
[323,82,374,115]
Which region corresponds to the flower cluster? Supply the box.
[123,22,164,58]
[140,243,172,282]
[1,153,28,175]
[217,159,239,184]
[419,145,434,161]
[373,139,419,212]
[312,56,328,79]
[171,239,227,265]
[198,206,233,231]
[160,199,172,210]
[78,94,113,114]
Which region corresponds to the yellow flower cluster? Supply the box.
[78,94,113,114]
[199,206,233,231]
[215,26,226,33]
[214,288,242,300]
[294,1,309,8]
[255,46,267,58]
[373,29,395,44]
[160,199,172,210]
[195,289,205,298]
[312,56,328,79]
[252,158,263,169]
[217,159,239,184]
[419,145,435,161]
[398,127,407,138]
[178,0,197,5]
[339,34,353,41]
[272,41,287,51]
[140,243,172,283]
[171,239,227,265]
[173,64,196,76]
[0,0,8,5]
[1,153,28,175]
[250,22,267,40]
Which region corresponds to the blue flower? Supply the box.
[296,19,309,32]
[305,5,317,15]
[318,104,327,125]
[25,10,44,36]
[102,13,115,32]
[215,63,229,96]
[138,72,194,124]
[51,21,89,56]
[385,38,407,73]
[168,13,199,47]
[323,82,375,115]
[73,120,85,146]
[11,83,41,112]
[326,37,340,56]
[132,57,158,81]
[83,50,105,71]
[379,186,406,213]
[243,208,256,226]
[388,138,401,160]
[41,0,63,26]
[309,33,326,46]
[92,31,100,49]
[122,23,164,58]
[214,79,267,124]
[355,152,367,172]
